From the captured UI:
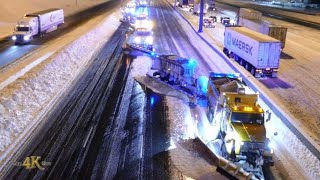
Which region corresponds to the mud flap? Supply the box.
[122,47,131,55]
[216,166,239,180]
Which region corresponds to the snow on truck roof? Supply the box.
[26,8,63,16]
[228,27,280,43]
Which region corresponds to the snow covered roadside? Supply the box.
[0,9,122,171]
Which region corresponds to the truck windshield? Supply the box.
[231,112,264,124]
[16,27,29,31]
[136,31,152,36]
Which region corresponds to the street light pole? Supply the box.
[198,0,204,33]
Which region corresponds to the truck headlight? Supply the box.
[12,36,17,40]
[146,21,153,28]
[23,36,30,41]
[225,133,242,154]
[268,141,274,149]
[134,37,141,43]
[146,36,153,44]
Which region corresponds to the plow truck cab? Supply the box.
[206,72,273,179]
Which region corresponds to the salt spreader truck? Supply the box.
[12,8,64,44]
[206,72,274,179]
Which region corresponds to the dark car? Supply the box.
[203,17,215,28]
[220,16,230,25]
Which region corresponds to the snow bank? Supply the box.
[265,113,320,179]
[166,97,228,179]
[131,56,153,78]
[0,11,121,162]
[166,97,195,141]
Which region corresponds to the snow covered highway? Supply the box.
[0,0,319,179]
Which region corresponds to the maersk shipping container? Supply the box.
[224,27,281,77]
[238,17,287,48]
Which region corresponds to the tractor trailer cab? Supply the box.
[12,9,64,44]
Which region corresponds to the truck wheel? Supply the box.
[220,142,228,157]
[207,105,213,123]
[245,63,251,70]
[251,67,256,76]
[229,52,234,59]
[223,48,229,57]
[272,71,278,78]
[233,54,238,62]
[160,73,166,81]
[239,59,244,66]
[153,71,160,77]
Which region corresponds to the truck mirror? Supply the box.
[127,27,134,33]
[266,110,271,122]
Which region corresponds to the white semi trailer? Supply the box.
[223,26,281,78]
[12,8,64,44]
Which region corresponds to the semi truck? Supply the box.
[12,8,64,44]
[191,1,208,15]
[223,26,281,78]
[238,8,287,49]
[206,72,273,179]
[178,0,189,7]
[239,8,262,20]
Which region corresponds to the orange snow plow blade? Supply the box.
[190,138,255,180]
[217,158,255,180]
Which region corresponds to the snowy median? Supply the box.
[0,10,121,168]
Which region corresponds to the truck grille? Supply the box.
[241,142,265,152]
[15,35,25,41]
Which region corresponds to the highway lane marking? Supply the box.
[0,52,54,91]
[83,127,94,148]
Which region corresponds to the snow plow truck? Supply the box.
[143,52,274,179]
[206,72,274,179]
